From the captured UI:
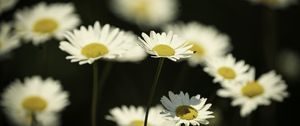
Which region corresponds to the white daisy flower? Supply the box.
[14,2,80,45]
[114,32,147,62]
[106,105,174,126]
[59,21,133,65]
[204,54,250,84]
[138,31,193,61]
[1,76,69,126]
[164,22,231,66]
[217,68,289,117]
[246,0,297,8]
[160,91,214,126]
[110,0,177,27]
[0,0,18,15]
[0,22,20,55]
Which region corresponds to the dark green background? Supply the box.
[0,0,299,126]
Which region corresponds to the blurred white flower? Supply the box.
[164,22,231,66]
[217,68,289,117]
[1,76,69,126]
[0,22,20,55]
[138,31,193,61]
[204,54,250,84]
[246,0,297,8]
[106,105,174,126]
[59,21,133,65]
[114,32,147,63]
[14,2,80,45]
[160,91,214,126]
[0,0,18,15]
[110,0,178,27]
[276,49,300,80]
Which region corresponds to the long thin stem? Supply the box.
[99,61,113,89]
[246,114,252,126]
[38,44,48,77]
[91,61,114,126]
[91,62,99,126]
[262,8,277,69]
[30,112,38,126]
[43,44,48,77]
[144,58,165,126]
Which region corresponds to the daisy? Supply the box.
[160,91,214,126]
[217,68,289,117]
[138,31,193,61]
[114,32,147,62]
[246,0,297,8]
[14,2,80,45]
[59,21,133,65]
[204,54,250,84]
[110,0,177,27]
[106,105,174,126]
[164,22,231,66]
[0,22,20,56]
[0,0,18,15]
[1,76,69,126]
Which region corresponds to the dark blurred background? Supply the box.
[0,0,299,126]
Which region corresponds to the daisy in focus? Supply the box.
[0,22,20,56]
[246,0,297,8]
[59,21,133,65]
[204,54,250,84]
[0,0,18,15]
[138,31,193,61]
[114,32,147,62]
[160,91,214,126]
[110,0,177,27]
[14,2,80,45]
[106,105,174,126]
[164,22,231,66]
[217,68,289,117]
[1,76,69,126]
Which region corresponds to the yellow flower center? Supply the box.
[22,96,47,112]
[129,120,151,126]
[217,67,236,80]
[241,81,264,98]
[33,18,58,34]
[187,41,205,57]
[152,44,175,56]
[176,105,198,120]
[133,0,149,18]
[81,43,109,58]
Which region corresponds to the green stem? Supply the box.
[99,61,113,89]
[91,61,113,126]
[38,44,48,77]
[91,62,98,126]
[43,44,48,77]
[144,58,165,126]
[262,8,277,69]
[246,114,252,126]
[30,112,38,126]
